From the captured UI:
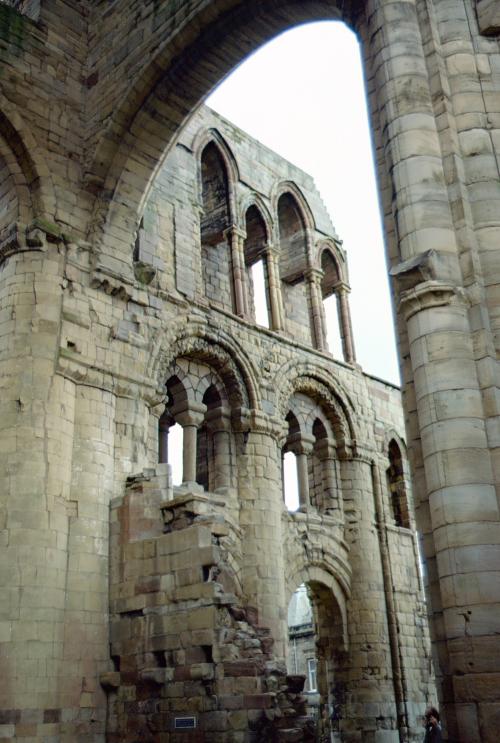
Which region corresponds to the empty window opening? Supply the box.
[323,293,342,360]
[387,439,410,529]
[283,450,299,511]
[244,204,271,327]
[167,423,183,486]
[200,142,233,311]
[278,192,308,283]
[307,658,318,692]
[250,259,270,328]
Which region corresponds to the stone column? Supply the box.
[316,438,343,518]
[339,454,399,739]
[336,283,356,364]
[237,418,288,657]
[0,244,83,736]
[174,403,206,486]
[205,407,232,492]
[226,226,248,318]
[364,0,500,736]
[158,410,173,465]
[305,268,326,351]
[60,385,116,726]
[265,244,284,331]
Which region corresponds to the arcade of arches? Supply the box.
[0,1,499,742]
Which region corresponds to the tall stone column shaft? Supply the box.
[237,421,287,657]
[60,385,116,731]
[265,245,284,331]
[175,405,206,486]
[337,284,356,364]
[0,246,80,734]
[339,455,399,738]
[364,0,500,736]
[305,268,326,351]
[226,226,248,318]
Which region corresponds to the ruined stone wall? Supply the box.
[0,0,498,741]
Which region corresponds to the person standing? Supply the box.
[423,707,443,742]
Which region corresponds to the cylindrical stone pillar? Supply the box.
[337,284,356,364]
[226,226,248,318]
[305,268,326,351]
[175,405,206,486]
[237,420,288,657]
[205,407,232,492]
[266,244,284,331]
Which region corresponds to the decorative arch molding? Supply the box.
[315,239,348,283]
[272,179,316,236]
[285,563,349,652]
[274,362,357,446]
[149,326,261,413]
[193,126,240,219]
[239,193,273,241]
[85,0,345,252]
[380,428,408,458]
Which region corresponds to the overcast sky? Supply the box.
[207,21,400,386]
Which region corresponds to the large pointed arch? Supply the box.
[85,1,348,255]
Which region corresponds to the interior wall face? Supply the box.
[0,0,498,741]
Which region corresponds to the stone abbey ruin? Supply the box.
[0,1,500,742]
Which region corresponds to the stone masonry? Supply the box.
[0,1,499,742]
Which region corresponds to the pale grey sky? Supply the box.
[207,21,400,386]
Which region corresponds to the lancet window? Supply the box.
[387,438,410,528]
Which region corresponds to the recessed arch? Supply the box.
[274,361,357,447]
[150,328,262,414]
[194,127,239,219]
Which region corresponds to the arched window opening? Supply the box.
[250,259,270,328]
[323,294,342,358]
[166,422,183,486]
[283,450,299,511]
[320,250,343,359]
[200,143,230,244]
[278,192,308,282]
[278,193,313,345]
[283,410,311,511]
[244,205,271,327]
[200,142,233,311]
[387,439,410,529]
[159,377,188,483]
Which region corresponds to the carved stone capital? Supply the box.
[399,280,463,321]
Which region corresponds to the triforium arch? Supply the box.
[275,363,357,450]
[151,329,260,414]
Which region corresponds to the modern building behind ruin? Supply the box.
[1,0,500,741]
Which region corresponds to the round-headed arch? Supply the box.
[150,327,262,413]
[275,361,357,448]
[286,564,349,652]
